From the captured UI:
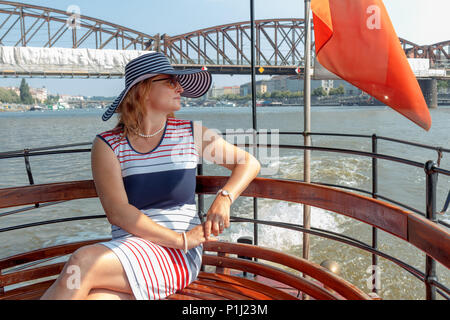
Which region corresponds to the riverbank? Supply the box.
[0,104,29,112]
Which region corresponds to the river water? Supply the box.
[0,105,449,299]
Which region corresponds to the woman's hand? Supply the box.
[184,224,214,250]
[193,123,261,239]
[204,196,231,239]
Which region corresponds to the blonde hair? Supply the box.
[114,77,175,138]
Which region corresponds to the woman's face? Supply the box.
[144,74,184,114]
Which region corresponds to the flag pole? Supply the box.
[250,0,259,249]
[303,0,312,264]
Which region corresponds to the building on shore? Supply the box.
[5,86,20,96]
[59,94,84,103]
[239,81,268,96]
[209,76,363,99]
[30,87,48,103]
[266,75,322,93]
[2,86,48,103]
[265,76,362,95]
[211,85,241,98]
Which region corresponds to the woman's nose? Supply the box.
[176,82,184,93]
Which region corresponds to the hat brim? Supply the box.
[102,69,211,121]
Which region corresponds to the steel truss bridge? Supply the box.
[0,1,448,78]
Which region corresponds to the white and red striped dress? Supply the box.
[96,117,202,300]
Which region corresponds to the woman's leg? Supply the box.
[40,244,134,300]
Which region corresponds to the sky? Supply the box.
[0,0,448,97]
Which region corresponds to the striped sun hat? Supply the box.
[102,52,212,121]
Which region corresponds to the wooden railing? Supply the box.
[0,177,449,299]
[0,177,449,268]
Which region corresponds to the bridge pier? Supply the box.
[418,79,438,109]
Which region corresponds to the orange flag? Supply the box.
[311,0,432,131]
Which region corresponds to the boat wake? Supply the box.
[222,199,346,252]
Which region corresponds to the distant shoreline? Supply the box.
[1,105,449,118]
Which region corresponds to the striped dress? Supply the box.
[96,117,202,300]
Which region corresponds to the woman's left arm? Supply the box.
[194,122,261,238]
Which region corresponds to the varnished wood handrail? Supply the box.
[1,241,353,300]
[197,176,450,269]
[0,263,65,288]
[0,177,449,269]
[202,255,342,300]
[203,241,370,300]
[0,239,110,270]
[0,180,97,209]
[196,272,298,300]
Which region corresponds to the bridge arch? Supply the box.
[0,1,157,50]
[164,18,308,67]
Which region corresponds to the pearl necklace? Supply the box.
[137,122,166,138]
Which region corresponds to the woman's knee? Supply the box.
[42,244,120,299]
[66,244,130,293]
[65,244,108,282]
[69,244,106,266]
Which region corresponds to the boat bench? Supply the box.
[0,239,371,300]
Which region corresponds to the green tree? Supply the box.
[19,79,34,104]
[280,91,291,98]
[262,92,271,99]
[437,80,449,91]
[0,88,20,103]
[45,95,60,105]
[270,91,283,99]
[329,85,345,95]
[312,87,327,96]
[290,91,302,98]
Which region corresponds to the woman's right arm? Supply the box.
[91,137,206,249]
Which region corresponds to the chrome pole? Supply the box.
[303,0,312,263]
[425,160,438,300]
[250,0,259,248]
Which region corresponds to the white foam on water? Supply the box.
[220,153,371,251]
[224,200,346,252]
[265,154,371,188]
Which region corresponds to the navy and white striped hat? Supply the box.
[102,52,212,121]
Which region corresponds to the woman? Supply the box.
[41,52,260,300]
